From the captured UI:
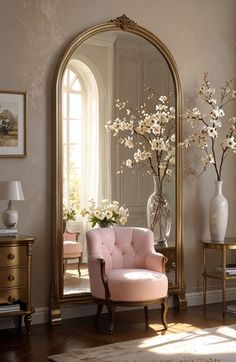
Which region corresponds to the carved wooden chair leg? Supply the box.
[107,302,116,335]
[78,256,82,277]
[161,298,168,330]
[95,303,103,327]
[144,305,149,326]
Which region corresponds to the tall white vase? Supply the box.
[209,181,228,242]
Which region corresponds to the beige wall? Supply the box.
[0,0,235,310]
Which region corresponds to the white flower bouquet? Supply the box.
[80,199,129,228]
[179,73,236,180]
[63,205,77,221]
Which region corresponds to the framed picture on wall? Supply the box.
[0,91,27,157]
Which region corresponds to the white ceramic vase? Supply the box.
[209,181,228,242]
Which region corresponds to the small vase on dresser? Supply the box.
[209,180,228,242]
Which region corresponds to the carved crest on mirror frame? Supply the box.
[109,14,137,30]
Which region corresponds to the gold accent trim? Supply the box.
[0,90,27,158]
[26,244,32,257]
[50,306,62,325]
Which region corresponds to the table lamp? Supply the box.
[0,181,25,229]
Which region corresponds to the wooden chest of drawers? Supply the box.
[0,235,35,335]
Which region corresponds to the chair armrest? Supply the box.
[145,252,168,273]
[88,256,110,299]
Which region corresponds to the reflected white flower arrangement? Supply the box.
[80,199,129,228]
[179,73,236,181]
[105,88,176,188]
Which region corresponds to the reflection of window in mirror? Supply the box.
[62,59,112,295]
[62,61,100,213]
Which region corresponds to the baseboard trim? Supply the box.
[1,287,236,330]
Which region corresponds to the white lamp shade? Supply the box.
[0,181,24,200]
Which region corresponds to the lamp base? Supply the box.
[2,201,18,229]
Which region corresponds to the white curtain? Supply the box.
[79,63,111,261]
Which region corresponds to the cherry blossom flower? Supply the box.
[179,73,236,180]
[105,88,176,188]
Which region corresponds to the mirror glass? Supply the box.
[61,30,176,297]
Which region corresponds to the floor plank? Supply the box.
[0,303,236,362]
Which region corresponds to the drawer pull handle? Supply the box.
[8,275,15,281]
[8,296,15,304]
[7,253,15,260]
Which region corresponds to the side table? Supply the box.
[0,235,35,335]
[202,238,236,314]
[155,243,187,310]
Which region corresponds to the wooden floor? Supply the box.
[1,303,236,362]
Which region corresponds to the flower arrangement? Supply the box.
[80,199,129,228]
[63,205,77,221]
[105,87,176,189]
[179,73,236,181]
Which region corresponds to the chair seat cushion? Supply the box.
[63,241,82,258]
[107,268,168,302]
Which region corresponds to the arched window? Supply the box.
[62,60,110,215]
[62,64,85,210]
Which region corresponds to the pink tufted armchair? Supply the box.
[86,226,168,334]
[63,231,83,277]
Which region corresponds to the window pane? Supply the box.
[69,119,81,143]
[69,94,81,119]
[62,119,67,143]
[69,69,76,86]
[69,145,81,169]
[63,144,68,166]
[72,79,81,91]
[68,171,80,210]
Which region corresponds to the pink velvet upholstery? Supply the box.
[63,232,82,276]
[63,241,82,258]
[86,226,168,334]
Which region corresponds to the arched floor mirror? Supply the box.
[51,15,187,324]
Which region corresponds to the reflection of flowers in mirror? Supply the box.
[80,199,129,228]
[105,87,176,187]
[63,205,77,221]
[179,73,236,181]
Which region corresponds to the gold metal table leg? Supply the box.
[222,245,226,315]
[203,245,206,309]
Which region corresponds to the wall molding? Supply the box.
[1,287,236,330]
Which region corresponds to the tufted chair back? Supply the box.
[87,226,154,271]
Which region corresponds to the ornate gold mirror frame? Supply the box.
[50,15,186,324]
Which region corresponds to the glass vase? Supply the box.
[147,176,171,246]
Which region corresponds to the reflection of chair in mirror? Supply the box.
[86,226,168,334]
[63,231,83,277]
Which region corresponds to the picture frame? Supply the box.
[0,91,27,157]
